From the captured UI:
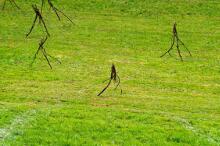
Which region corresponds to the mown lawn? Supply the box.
[0,0,220,145]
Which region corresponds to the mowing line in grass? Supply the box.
[0,109,37,142]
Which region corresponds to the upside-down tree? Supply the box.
[30,36,61,69]
[160,22,192,61]
[97,64,122,96]
[26,4,50,37]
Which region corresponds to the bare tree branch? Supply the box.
[97,64,122,96]
[47,0,74,24]
[30,36,61,69]
[160,23,192,61]
[26,4,50,37]
[2,0,20,10]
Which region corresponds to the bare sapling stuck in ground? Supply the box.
[30,36,61,69]
[97,64,122,96]
[26,4,50,37]
[2,0,20,10]
[160,22,192,61]
[47,0,74,24]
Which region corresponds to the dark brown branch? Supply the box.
[50,5,61,20]
[160,35,175,58]
[178,38,192,56]
[42,48,53,69]
[26,4,50,37]
[55,8,74,24]
[160,23,192,61]
[30,36,61,69]
[10,0,20,9]
[39,14,50,36]
[26,15,38,37]
[2,0,20,10]
[97,64,122,96]
[97,79,112,96]
[115,75,120,90]
[30,44,41,65]
[47,0,74,24]
[42,48,62,65]
[176,40,183,61]
[30,36,48,66]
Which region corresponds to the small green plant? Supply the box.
[26,4,50,37]
[160,23,192,61]
[97,64,122,96]
[30,36,61,69]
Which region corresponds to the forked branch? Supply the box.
[97,64,122,96]
[47,0,74,24]
[2,0,20,10]
[30,36,61,69]
[26,4,50,37]
[160,23,192,61]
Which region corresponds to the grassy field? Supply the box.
[0,0,220,145]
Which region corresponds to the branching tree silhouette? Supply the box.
[2,0,20,10]
[47,0,74,24]
[30,36,61,69]
[97,64,122,96]
[160,23,192,61]
[26,4,50,37]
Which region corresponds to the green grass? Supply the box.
[0,0,220,145]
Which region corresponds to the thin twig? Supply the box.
[39,14,50,36]
[30,36,60,69]
[55,8,74,24]
[10,0,20,9]
[45,53,61,64]
[176,41,183,61]
[160,36,175,58]
[2,0,20,10]
[97,79,112,96]
[47,0,74,24]
[178,38,192,56]
[42,48,53,69]
[30,36,48,66]
[26,15,37,37]
[41,0,45,13]
[26,4,50,37]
